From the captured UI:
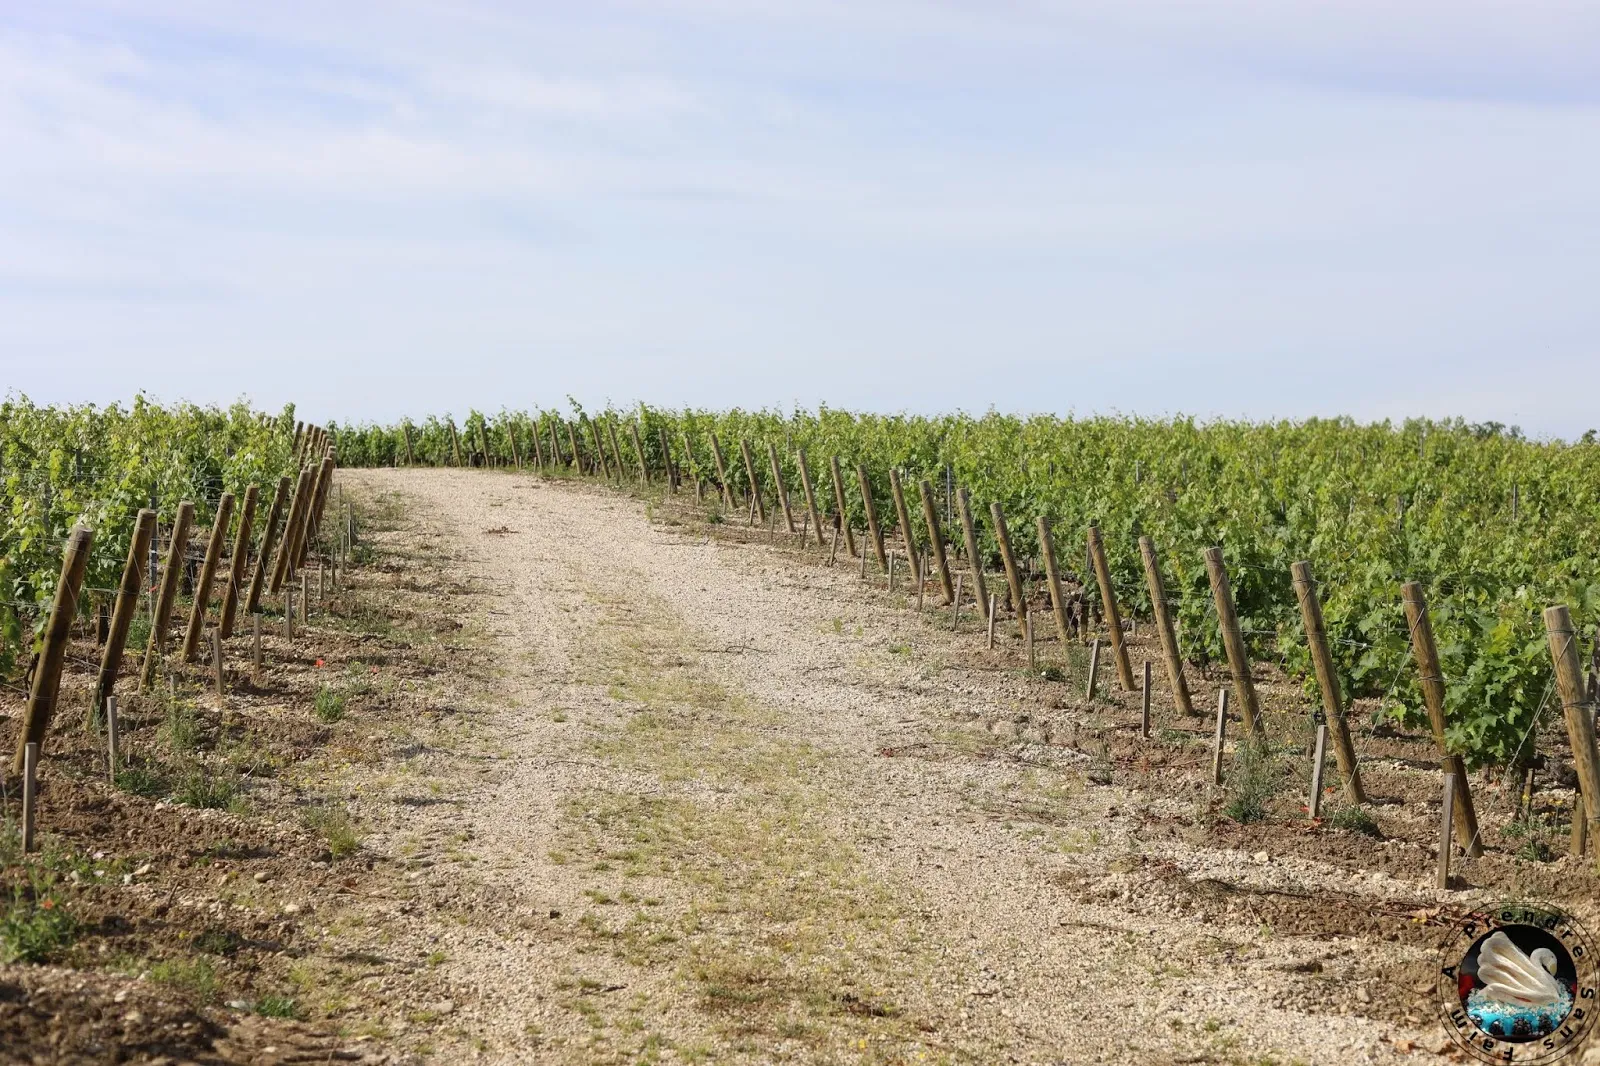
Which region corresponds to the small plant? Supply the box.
[1325,804,1382,838]
[1038,665,1066,683]
[303,806,364,860]
[193,926,242,956]
[115,762,171,799]
[160,696,202,753]
[175,767,242,811]
[1503,815,1553,862]
[1223,738,1282,824]
[253,995,302,1019]
[314,685,346,723]
[0,875,78,964]
[148,957,220,1003]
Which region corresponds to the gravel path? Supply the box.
[347,468,1447,1065]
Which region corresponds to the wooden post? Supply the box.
[703,432,731,505]
[1290,561,1367,804]
[292,420,306,460]
[606,418,627,482]
[1573,792,1588,857]
[140,502,194,689]
[888,471,918,574]
[767,442,795,532]
[1087,525,1136,691]
[1141,660,1152,738]
[1086,638,1101,700]
[1035,517,1073,650]
[477,421,492,468]
[918,480,955,605]
[1545,605,1600,874]
[1212,689,1229,786]
[253,614,262,683]
[269,468,312,596]
[567,420,585,474]
[449,420,463,466]
[887,551,896,591]
[301,572,309,624]
[247,476,291,614]
[1026,609,1036,672]
[95,508,156,715]
[298,455,337,569]
[798,511,810,549]
[1309,723,1329,819]
[106,696,119,785]
[796,448,825,547]
[829,521,840,566]
[588,416,611,480]
[1139,537,1194,716]
[529,416,545,472]
[829,456,855,559]
[955,490,989,622]
[1402,582,1483,857]
[549,417,566,467]
[740,440,766,523]
[13,527,94,772]
[182,492,234,662]
[916,550,926,611]
[212,626,225,700]
[506,417,522,470]
[659,427,677,491]
[1438,773,1456,890]
[629,421,649,482]
[284,586,294,639]
[860,536,868,578]
[218,485,258,639]
[991,503,1026,633]
[987,594,998,650]
[951,573,963,630]
[856,465,887,571]
[21,742,38,853]
[402,422,415,465]
[1203,548,1265,739]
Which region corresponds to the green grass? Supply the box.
[115,762,171,799]
[314,685,346,723]
[148,957,221,1003]
[1325,803,1381,838]
[159,695,202,753]
[1,881,78,964]
[303,806,364,859]
[1223,738,1282,825]
[175,766,244,811]
[253,995,303,1019]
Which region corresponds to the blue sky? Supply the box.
[3,1,1599,435]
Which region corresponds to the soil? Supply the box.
[5,466,1600,1064]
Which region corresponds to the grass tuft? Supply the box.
[1223,738,1282,824]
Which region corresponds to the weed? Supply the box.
[303,806,364,859]
[115,762,171,799]
[1038,665,1066,683]
[253,995,302,1019]
[159,696,202,753]
[175,766,243,811]
[1223,738,1282,824]
[148,957,220,1003]
[831,617,844,635]
[1325,804,1382,838]
[314,685,346,723]
[193,927,242,956]
[0,877,77,964]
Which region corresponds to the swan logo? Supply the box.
[1438,903,1597,1063]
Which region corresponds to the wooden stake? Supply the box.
[1087,525,1136,691]
[301,572,310,624]
[106,696,119,785]
[1545,605,1600,874]
[1035,517,1073,650]
[1309,723,1329,819]
[212,626,225,700]
[856,465,888,572]
[284,587,294,639]
[253,614,262,683]
[798,511,810,548]
[859,536,869,578]
[1573,790,1588,857]
[1203,547,1265,739]
[606,418,627,482]
[709,433,735,506]
[449,419,463,466]
[507,416,523,470]
[269,468,312,596]
[529,416,545,473]
[140,503,193,689]
[916,551,926,611]
[1141,660,1152,738]
[95,509,156,715]
[1438,772,1456,890]
[658,426,677,491]
[887,470,918,575]
[888,552,896,591]
[1026,609,1036,672]
[550,417,567,468]
[767,442,795,532]
[478,420,492,468]
[629,421,649,482]
[22,742,38,853]
[247,476,290,615]
[297,455,336,569]
[991,502,1025,633]
[829,521,840,566]
[796,448,825,546]
[1401,582,1483,857]
[1086,638,1101,700]
[1212,689,1230,786]
[951,574,963,630]
[740,440,766,524]
[567,420,584,474]
[182,491,234,662]
[218,485,258,640]
[987,594,998,650]
[1291,561,1366,804]
[829,456,856,559]
[955,489,989,621]
[918,479,954,605]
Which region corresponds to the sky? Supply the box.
[2,1,1599,436]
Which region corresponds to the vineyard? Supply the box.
[8,395,1600,1062]
[333,406,1600,772]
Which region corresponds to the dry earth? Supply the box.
[307,466,1599,1066]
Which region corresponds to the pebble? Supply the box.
[254,871,269,883]
[134,864,152,876]
[284,902,302,915]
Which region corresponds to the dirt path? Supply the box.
[344,468,1450,1065]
